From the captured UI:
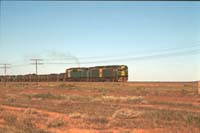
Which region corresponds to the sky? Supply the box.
[0,1,200,81]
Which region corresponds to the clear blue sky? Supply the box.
[0,1,199,81]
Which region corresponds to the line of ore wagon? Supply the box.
[0,65,128,82]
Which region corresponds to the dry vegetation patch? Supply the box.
[69,112,86,119]
[83,116,110,130]
[93,96,144,103]
[0,108,47,133]
[0,82,199,132]
[145,110,200,128]
[28,93,93,102]
[32,93,65,99]
[58,83,77,90]
[47,117,65,128]
[112,108,142,119]
[6,94,18,103]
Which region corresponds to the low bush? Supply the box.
[47,117,65,128]
[112,108,142,119]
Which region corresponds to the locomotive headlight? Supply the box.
[121,70,125,76]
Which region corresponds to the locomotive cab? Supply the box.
[117,65,128,82]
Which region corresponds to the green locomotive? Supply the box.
[66,65,128,82]
[0,65,128,82]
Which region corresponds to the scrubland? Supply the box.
[0,82,199,133]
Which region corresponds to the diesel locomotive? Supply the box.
[0,65,128,82]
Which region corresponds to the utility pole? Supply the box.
[0,64,11,86]
[30,59,43,85]
[198,81,200,95]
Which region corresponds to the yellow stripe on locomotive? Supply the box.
[121,70,126,76]
[99,68,103,78]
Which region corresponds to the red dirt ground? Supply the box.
[0,82,199,133]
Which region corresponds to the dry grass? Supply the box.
[32,93,65,99]
[0,109,47,133]
[112,108,142,119]
[58,83,77,89]
[145,110,200,128]
[0,82,199,132]
[47,117,65,128]
[93,96,143,103]
[1,112,17,123]
[0,107,4,112]
[83,116,109,130]
[69,112,85,119]
[6,94,17,103]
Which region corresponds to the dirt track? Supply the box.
[0,82,199,133]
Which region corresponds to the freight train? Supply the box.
[0,65,128,82]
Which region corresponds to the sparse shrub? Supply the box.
[19,117,35,132]
[58,83,76,90]
[67,95,92,102]
[32,93,92,102]
[184,114,200,127]
[0,107,3,111]
[141,100,149,104]
[33,93,54,99]
[181,89,187,95]
[84,116,109,124]
[67,84,76,88]
[154,91,160,96]
[33,93,65,99]
[1,109,47,132]
[145,110,200,127]
[94,87,109,93]
[47,117,65,128]
[16,110,37,131]
[3,113,17,123]
[6,95,17,103]
[92,96,143,103]
[58,83,67,89]
[69,112,84,119]
[23,108,38,115]
[136,87,141,90]
[26,94,32,100]
[147,110,176,121]
[112,108,142,119]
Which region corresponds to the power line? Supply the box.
[0,64,11,86]
[43,48,200,65]
[29,59,43,85]
[1,43,199,71]
[1,43,200,67]
[30,59,43,75]
[43,43,200,61]
[0,64,11,76]
[11,64,31,68]
[0,46,198,77]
